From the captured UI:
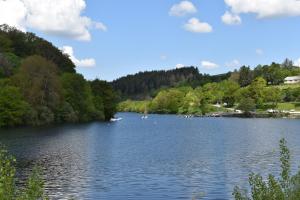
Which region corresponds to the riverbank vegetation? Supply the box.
[234,138,300,200]
[118,78,300,116]
[0,25,117,127]
[117,60,300,116]
[0,146,46,200]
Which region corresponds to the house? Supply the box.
[284,76,300,84]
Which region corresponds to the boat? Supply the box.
[141,108,148,119]
[110,117,122,122]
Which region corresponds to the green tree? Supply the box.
[0,86,29,127]
[264,87,282,108]
[90,79,117,120]
[237,97,256,114]
[219,80,240,107]
[179,90,201,114]
[151,89,185,114]
[61,73,97,122]
[239,66,254,87]
[233,138,300,200]
[248,77,267,107]
[13,55,62,125]
[0,147,47,200]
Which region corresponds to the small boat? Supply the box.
[141,115,148,119]
[110,117,122,122]
[142,108,148,119]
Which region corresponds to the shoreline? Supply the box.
[119,111,300,119]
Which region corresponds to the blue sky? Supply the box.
[1,0,300,81]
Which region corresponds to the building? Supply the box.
[284,76,300,84]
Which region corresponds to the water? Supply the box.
[0,113,300,200]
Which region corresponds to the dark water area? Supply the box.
[0,113,300,200]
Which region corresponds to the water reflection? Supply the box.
[0,114,300,200]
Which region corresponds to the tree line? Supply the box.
[0,25,117,127]
[118,77,300,115]
[112,59,300,101]
[111,67,231,100]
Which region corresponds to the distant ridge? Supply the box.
[111,66,230,100]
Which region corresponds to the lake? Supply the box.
[0,113,300,200]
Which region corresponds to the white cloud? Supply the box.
[169,1,197,17]
[294,58,300,67]
[225,59,241,68]
[224,0,300,18]
[221,11,242,25]
[160,55,167,60]
[256,49,264,55]
[94,22,107,32]
[0,0,106,41]
[0,0,27,31]
[184,18,213,33]
[176,64,185,68]
[62,46,96,67]
[201,61,219,69]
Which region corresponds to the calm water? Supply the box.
[0,113,300,200]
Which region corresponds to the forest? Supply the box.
[0,25,117,127]
[111,67,231,100]
[118,60,300,115]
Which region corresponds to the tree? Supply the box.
[179,91,201,114]
[264,87,282,108]
[151,89,185,114]
[233,138,300,200]
[282,58,294,70]
[0,146,47,200]
[14,55,62,110]
[239,66,254,87]
[13,55,62,125]
[219,80,240,107]
[248,77,267,107]
[90,79,117,120]
[0,86,29,127]
[61,73,97,122]
[202,83,224,104]
[237,97,256,114]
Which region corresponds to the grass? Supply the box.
[277,102,300,111]
[271,83,300,90]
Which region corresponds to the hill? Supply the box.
[0,25,117,127]
[111,67,231,100]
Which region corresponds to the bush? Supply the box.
[233,138,300,200]
[0,146,47,200]
[0,86,29,127]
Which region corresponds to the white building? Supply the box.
[284,76,300,84]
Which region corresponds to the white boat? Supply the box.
[141,115,148,119]
[110,117,122,122]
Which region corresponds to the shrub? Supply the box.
[0,146,47,200]
[233,139,300,200]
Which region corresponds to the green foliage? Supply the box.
[233,139,300,200]
[219,80,240,107]
[12,55,62,125]
[0,86,29,127]
[264,87,282,107]
[61,73,96,122]
[112,66,230,100]
[150,89,185,114]
[0,147,16,200]
[118,100,150,113]
[17,167,46,200]
[0,24,75,73]
[0,146,47,200]
[239,66,254,87]
[179,91,201,114]
[237,97,256,114]
[90,79,117,120]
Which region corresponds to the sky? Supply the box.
[1,0,300,81]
